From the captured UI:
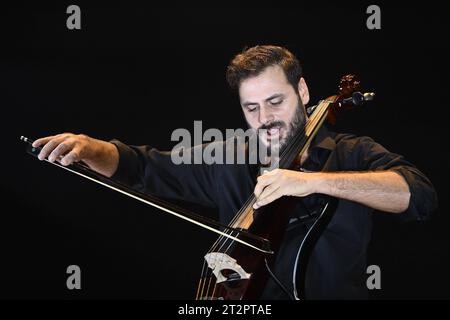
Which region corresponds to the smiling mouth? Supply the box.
[267,127,279,135]
[265,127,282,140]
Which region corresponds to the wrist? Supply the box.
[310,172,332,195]
[89,137,112,160]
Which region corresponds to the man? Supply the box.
[32,45,437,299]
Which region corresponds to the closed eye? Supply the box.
[270,99,283,105]
[246,105,258,112]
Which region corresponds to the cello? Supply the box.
[195,74,374,300]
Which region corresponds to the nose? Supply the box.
[258,105,274,125]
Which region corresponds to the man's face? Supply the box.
[239,65,309,152]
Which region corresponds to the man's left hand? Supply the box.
[253,168,321,209]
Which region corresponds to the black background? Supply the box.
[0,1,449,299]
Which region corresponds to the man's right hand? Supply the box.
[32,133,119,177]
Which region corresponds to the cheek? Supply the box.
[244,112,259,128]
[284,102,299,121]
[273,105,295,123]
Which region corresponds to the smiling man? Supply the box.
[32,45,437,299]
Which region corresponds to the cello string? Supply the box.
[220,103,328,253]
[223,101,329,236]
[202,100,335,297]
[203,101,332,298]
[206,101,328,258]
[204,105,325,298]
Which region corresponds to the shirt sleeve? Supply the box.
[109,139,218,209]
[353,136,438,221]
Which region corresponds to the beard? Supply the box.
[257,99,307,156]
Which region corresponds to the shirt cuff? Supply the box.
[109,139,142,187]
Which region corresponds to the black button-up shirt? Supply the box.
[110,126,437,299]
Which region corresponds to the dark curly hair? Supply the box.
[226,45,303,92]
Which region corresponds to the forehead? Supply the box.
[238,65,291,101]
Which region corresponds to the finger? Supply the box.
[60,147,81,166]
[48,141,74,163]
[38,137,65,160]
[254,187,282,209]
[255,183,280,207]
[254,177,270,198]
[254,172,279,198]
[32,135,56,148]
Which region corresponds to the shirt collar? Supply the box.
[304,126,336,170]
[310,125,336,152]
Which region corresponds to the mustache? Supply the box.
[258,121,286,132]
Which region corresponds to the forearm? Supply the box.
[315,171,411,213]
[83,138,119,177]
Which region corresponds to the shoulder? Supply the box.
[328,129,381,154]
[325,129,394,170]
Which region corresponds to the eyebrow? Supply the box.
[242,93,285,107]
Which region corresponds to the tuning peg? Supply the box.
[363,92,375,101]
[341,91,375,107]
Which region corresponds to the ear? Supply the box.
[298,77,310,105]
